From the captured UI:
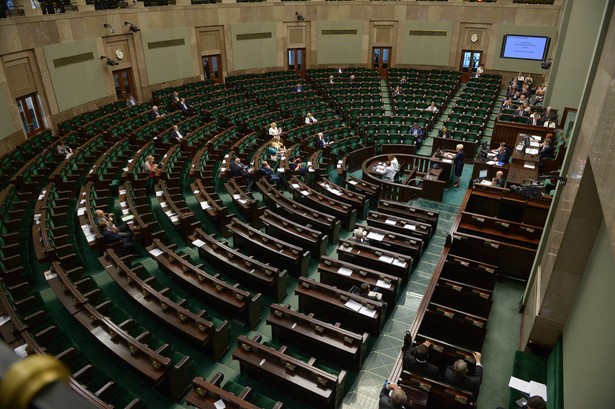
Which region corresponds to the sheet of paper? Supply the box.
[233,194,241,199]
[508,376,530,393]
[442,159,452,164]
[392,258,407,267]
[379,255,394,263]
[367,232,384,241]
[345,299,362,311]
[348,180,358,185]
[403,224,417,230]
[200,201,211,210]
[384,219,397,226]
[524,162,536,169]
[121,214,134,222]
[192,239,205,248]
[214,399,226,409]
[300,190,310,196]
[119,189,126,195]
[486,161,496,165]
[480,180,493,186]
[148,248,164,257]
[77,207,86,216]
[337,267,353,276]
[156,190,163,197]
[358,306,377,318]
[376,279,391,289]
[529,381,548,401]
[291,184,300,189]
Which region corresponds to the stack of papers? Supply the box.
[376,279,392,289]
[508,377,547,401]
[358,306,377,317]
[337,267,353,276]
[192,239,205,248]
[367,232,385,241]
[148,248,164,257]
[379,255,394,263]
[524,162,536,169]
[345,299,362,311]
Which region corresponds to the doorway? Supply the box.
[372,47,391,79]
[16,93,45,137]
[460,50,482,82]
[113,68,135,101]
[287,48,306,78]
[202,55,223,83]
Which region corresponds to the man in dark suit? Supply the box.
[178,98,192,116]
[259,161,283,189]
[169,125,187,143]
[230,157,254,193]
[538,138,555,160]
[378,381,407,409]
[149,105,163,120]
[100,221,136,254]
[443,352,483,396]
[402,340,441,381]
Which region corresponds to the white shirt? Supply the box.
[305,116,318,124]
[544,121,556,128]
[424,105,438,113]
[390,157,400,172]
[377,165,396,181]
[269,127,281,137]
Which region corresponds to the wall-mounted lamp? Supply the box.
[100,56,119,66]
[124,21,141,32]
[103,23,114,34]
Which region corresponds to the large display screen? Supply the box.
[501,35,550,61]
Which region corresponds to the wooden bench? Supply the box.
[456,210,543,248]
[155,179,200,238]
[398,370,474,409]
[226,218,310,277]
[260,209,328,259]
[318,256,402,307]
[288,176,357,230]
[337,239,413,284]
[47,262,191,399]
[440,255,498,291]
[232,334,346,409]
[419,303,487,352]
[257,178,340,244]
[119,181,165,246]
[267,304,369,372]
[190,179,235,237]
[316,177,369,219]
[224,178,266,225]
[98,249,230,359]
[378,199,439,232]
[189,228,288,302]
[448,231,536,281]
[295,277,385,335]
[186,372,284,409]
[368,210,432,243]
[354,222,423,259]
[147,239,262,329]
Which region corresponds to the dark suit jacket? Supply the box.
[378,384,405,409]
[443,364,483,396]
[101,227,121,243]
[539,145,555,160]
[437,130,452,139]
[150,111,161,120]
[402,347,442,381]
[231,161,248,179]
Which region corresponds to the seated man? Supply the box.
[443,352,483,396]
[291,83,304,93]
[288,157,307,178]
[357,282,383,302]
[402,340,441,381]
[528,111,542,126]
[100,221,136,254]
[169,124,187,143]
[305,112,318,124]
[230,157,254,193]
[95,209,132,239]
[178,98,192,116]
[352,227,369,244]
[378,381,407,409]
[376,161,396,182]
[171,90,180,104]
[491,170,506,187]
[494,142,511,164]
[56,141,73,159]
[260,161,283,189]
[392,86,403,97]
[149,105,164,120]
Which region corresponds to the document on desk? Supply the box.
[348,180,358,185]
[376,279,392,289]
[480,180,493,186]
[200,201,211,210]
[337,267,353,276]
[524,162,536,169]
[233,194,241,199]
[530,141,540,147]
[403,224,417,231]
[392,258,406,267]
[486,161,496,165]
[214,399,226,409]
[384,219,397,226]
[345,299,362,311]
[379,255,394,263]
[300,190,310,196]
[367,232,385,241]
[148,248,164,257]
[358,306,377,318]
[291,183,301,189]
[529,381,547,401]
[508,376,530,393]
[191,239,205,248]
[442,159,452,164]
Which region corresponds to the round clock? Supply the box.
[115,49,125,60]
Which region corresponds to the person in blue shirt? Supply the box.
[260,161,283,189]
[408,123,424,149]
[494,142,511,163]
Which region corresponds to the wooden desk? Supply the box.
[296,277,385,335]
[337,239,413,284]
[190,228,288,302]
[267,304,369,372]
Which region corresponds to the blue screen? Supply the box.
[501,35,549,61]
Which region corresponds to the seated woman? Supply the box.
[268,136,287,156]
[268,122,282,138]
